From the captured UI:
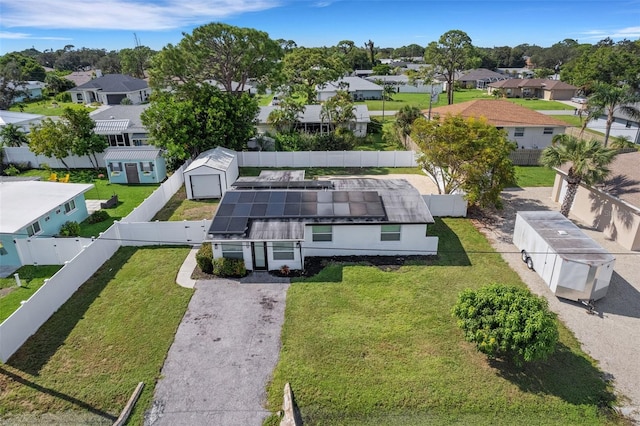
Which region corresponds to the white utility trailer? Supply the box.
[512,211,615,302]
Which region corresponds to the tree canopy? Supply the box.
[141,83,259,168]
[150,23,282,94]
[411,114,515,208]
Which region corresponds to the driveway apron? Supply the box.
[145,278,289,425]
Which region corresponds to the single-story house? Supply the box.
[458,68,509,89]
[428,99,568,149]
[0,181,93,272]
[205,176,439,271]
[585,103,640,145]
[183,147,239,199]
[487,78,577,101]
[104,147,166,184]
[365,75,444,95]
[68,74,151,105]
[257,104,371,137]
[0,110,44,134]
[10,81,47,103]
[91,104,150,147]
[317,76,383,102]
[551,151,640,251]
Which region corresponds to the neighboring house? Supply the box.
[586,103,640,145]
[205,174,438,271]
[551,151,640,250]
[183,147,239,199]
[0,181,93,270]
[317,76,383,101]
[103,147,166,184]
[428,99,568,149]
[203,79,254,94]
[68,74,151,105]
[497,67,534,79]
[64,70,95,87]
[458,68,509,89]
[365,75,444,95]
[352,69,374,78]
[91,104,150,147]
[487,78,577,101]
[257,104,371,137]
[0,110,44,133]
[10,81,47,103]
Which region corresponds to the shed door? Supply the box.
[125,163,140,184]
[190,174,221,198]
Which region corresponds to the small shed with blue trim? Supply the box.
[103,147,167,184]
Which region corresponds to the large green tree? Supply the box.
[320,90,356,132]
[424,30,476,105]
[150,23,282,94]
[540,134,617,217]
[141,83,259,166]
[411,114,515,208]
[119,45,154,79]
[28,119,73,170]
[0,123,29,173]
[581,83,640,147]
[0,53,47,109]
[394,105,422,146]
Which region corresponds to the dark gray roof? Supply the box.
[459,68,508,82]
[69,74,148,92]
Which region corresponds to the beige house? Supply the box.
[551,151,640,250]
[487,79,577,101]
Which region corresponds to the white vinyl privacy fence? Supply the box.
[422,194,468,217]
[236,150,418,168]
[0,162,191,362]
[3,146,104,169]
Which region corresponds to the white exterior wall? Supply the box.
[226,155,240,189]
[508,126,564,149]
[302,223,438,257]
[587,116,640,145]
[212,241,303,271]
[184,166,224,199]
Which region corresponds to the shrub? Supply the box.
[54,92,72,102]
[3,164,20,176]
[87,210,110,224]
[212,258,247,277]
[195,243,213,274]
[452,283,558,365]
[59,221,81,237]
[120,97,132,105]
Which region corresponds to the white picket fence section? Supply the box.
[423,194,468,217]
[0,162,190,362]
[236,150,418,168]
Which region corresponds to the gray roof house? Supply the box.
[206,175,439,272]
[91,104,150,147]
[257,104,371,137]
[317,76,383,101]
[68,74,151,105]
[458,68,509,89]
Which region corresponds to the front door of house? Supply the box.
[252,242,267,271]
[125,163,140,184]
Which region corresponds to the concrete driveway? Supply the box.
[145,277,289,426]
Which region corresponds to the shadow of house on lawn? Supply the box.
[5,248,124,375]
[429,218,471,266]
[489,342,617,410]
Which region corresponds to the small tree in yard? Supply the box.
[452,284,558,366]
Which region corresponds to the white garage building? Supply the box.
[183,147,239,199]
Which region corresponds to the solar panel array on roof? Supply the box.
[233,180,334,190]
[210,190,386,234]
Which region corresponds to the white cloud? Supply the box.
[0,31,72,40]
[580,26,640,40]
[0,0,282,30]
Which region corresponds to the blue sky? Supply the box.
[1,0,639,55]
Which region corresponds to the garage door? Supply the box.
[190,174,221,198]
[106,94,127,105]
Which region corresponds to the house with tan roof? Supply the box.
[427,99,568,149]
[551,150,640,250]
[487,78,577,101]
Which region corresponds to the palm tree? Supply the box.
[581,82,640,147]
[394,105,422,147]
[540,134,617,217]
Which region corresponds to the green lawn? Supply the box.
[9,99,96,116]
[152,185,219,221]
[504,98,575,111]
[362,90,494,111]
[0,246,193,425]
[21,169,159,236]
[265,218,620,425]
[240,166,424,178]
[0,266,63,323]
[513,166,557,187]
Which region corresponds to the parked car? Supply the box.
[571,96,587,104]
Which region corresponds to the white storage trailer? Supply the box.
[512,211,615,302]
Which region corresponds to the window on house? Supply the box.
[140,161,154,172]
[26,220,41,237]
[312,225,332,242]
[221,243,243,259]
[272,242,295,260]
[381,224,401,241]
[514,127,525,137]
[109,162,122,172]
[64,199,76,214]
[543,127,553,135]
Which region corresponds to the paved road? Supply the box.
[145,278,289,426]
